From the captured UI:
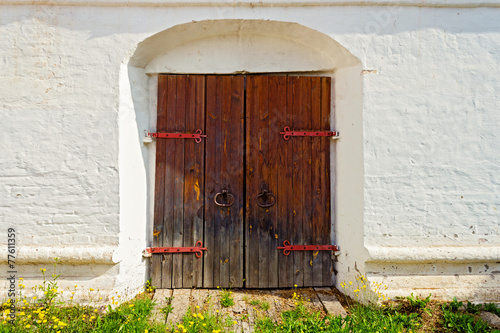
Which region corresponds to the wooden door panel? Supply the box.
[182,75,206,288]
[246,75,332,288]
[153,74,331,289]
[245,76,274,288]
[153,75,206,289]
[204,75,245,288]
[320,78,332,285]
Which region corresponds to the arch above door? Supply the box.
[129,19,359,74]
[123,19,365,290]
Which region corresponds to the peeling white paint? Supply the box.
[0,1,499,302]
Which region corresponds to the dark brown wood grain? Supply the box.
[267,76,281,288]
[161,75,177,289]
[152,75,168,289]
[290,76,304,287]
[182,75,205,288]
[278,77,295,288]
[258,76,270,288]
[229,76,245,288]
[152,74,332,289]
[219,76,231,288]
[301,77,314,287]
[311,76,324,286]
[203,76,217,288]
[204,76,245,288]
[245,76,260,288]
[277,76,294,288]
[194,75,206,288]
[321,77,332,285]
[172,75,186,289]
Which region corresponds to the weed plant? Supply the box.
[3,263,500,332]
[217,287,234,308]
[442,298,500,333]
[172,307,236,333]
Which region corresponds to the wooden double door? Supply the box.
[152,75,332,289]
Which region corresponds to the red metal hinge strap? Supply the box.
[143,241,207,258]
[277,240,339,256]
[146,129,206,143]
[280,126,339,141]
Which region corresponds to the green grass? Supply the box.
[172,307,236,333]
[218,288,234,308]
[3,293,500,333]
[255,302,419,333]
[3,262,500,332]
[0,294,164,333]
[441,298,500,333]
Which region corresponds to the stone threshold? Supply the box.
[151,287,347,332]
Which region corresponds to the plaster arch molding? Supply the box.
[120,19,364,293]
[130,19,360,73]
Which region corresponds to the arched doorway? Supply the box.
[125,19,364,289]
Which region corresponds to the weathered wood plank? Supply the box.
[172,75,186,289]
[311,76,324,287]
[182,76,195,288]
[193,76,206,288]
[314,287,347,317]
[301,77,314,287]
[267,77,281,289]
[245,76,259,288]
[182,75,205,288]
[168,289,192,326]
[229,76,245,288]
[278,76,295,288]
[320,77,333,285]
[257,76,270,289]
[162,75,178,289]
[150,289,173,324]
[290,76,304,287]
[219,76,232,288]
[213,76,223,288]
[203,75,217,288]
[152,75,168,288]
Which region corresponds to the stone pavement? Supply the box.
[151,287,347,332]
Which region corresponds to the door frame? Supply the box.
[124,20,364,293]
[148,74,335,288]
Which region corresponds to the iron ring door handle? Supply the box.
[214,190,235,207]
[257,188,276,208]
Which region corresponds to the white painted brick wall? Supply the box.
[0,1,498,299]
